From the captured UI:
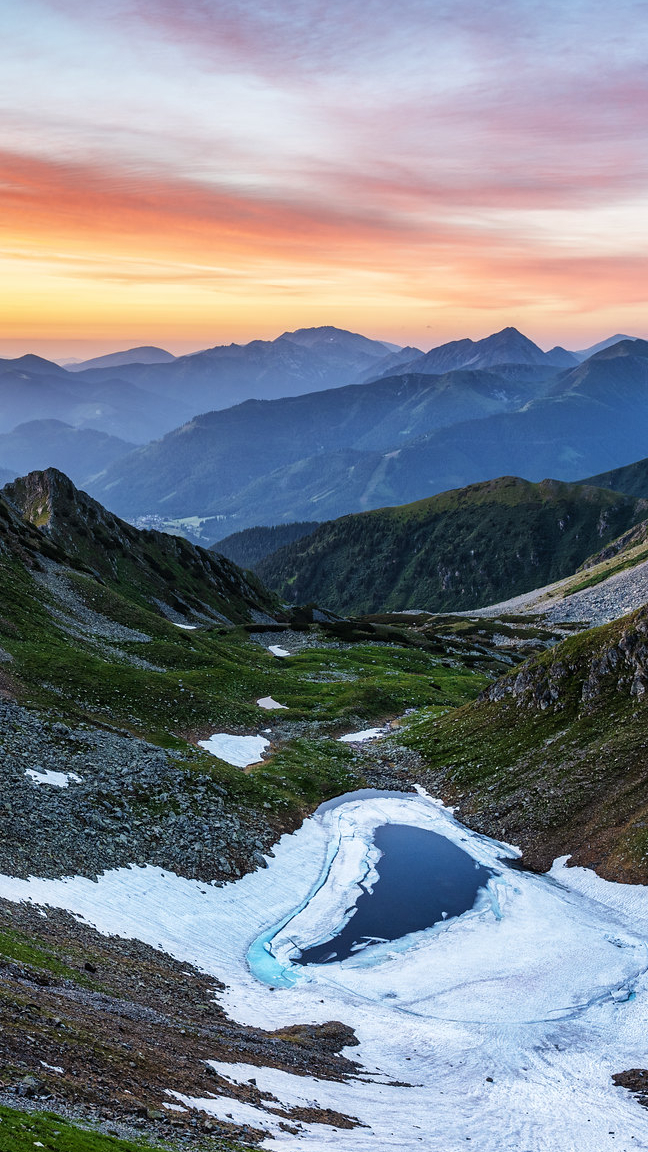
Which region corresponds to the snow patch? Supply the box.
[268,645,291,657]
[257,696,288,710]
[2,796,648,1149]
[167,1089,284,1135]
[25,768,82,788]
[197,733,270,767]
[337,727,386,743]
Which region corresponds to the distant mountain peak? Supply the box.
[0,353,67,375]
[278,325,397,354]
[589,337,648,362]
[68,346,175,373]
[576,334,639,359]
[405,326,573,376]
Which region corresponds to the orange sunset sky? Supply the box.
[2,0,647,359]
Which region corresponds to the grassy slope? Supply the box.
[256,475,648,615]
[0,525,486,823]
[0,1106,248,1152]
[403,605,648,881]
[4,470,278,626]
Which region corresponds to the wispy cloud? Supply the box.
[2,0,648,352]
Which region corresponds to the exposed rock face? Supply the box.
[483,606,648,710]
[579,517,648,568]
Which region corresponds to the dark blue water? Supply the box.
[295,823,495,965]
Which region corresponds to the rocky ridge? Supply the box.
[4,469,283,627]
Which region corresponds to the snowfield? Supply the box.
[1,792,648,1150]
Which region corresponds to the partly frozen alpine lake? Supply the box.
[2,790,648,1149]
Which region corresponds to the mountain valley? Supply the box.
[3,324,648,1151]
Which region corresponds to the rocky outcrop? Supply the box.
[2,469,286,626]
[482,606,648,710]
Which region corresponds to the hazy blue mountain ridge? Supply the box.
[380,326,579,378]
[0,420,136,489]
[87,361,561,522]
[85,336,648,534]
[0,356,184,442]
[67,345,176,372]
[72,325,399,413]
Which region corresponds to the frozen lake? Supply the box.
[2,790,648,1148]
[295,822,495,965]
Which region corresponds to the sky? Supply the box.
[1,0,647,358]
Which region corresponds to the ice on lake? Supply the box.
[3,791,648,1150]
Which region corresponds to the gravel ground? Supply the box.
[34,560,166,670]
[0,898,360,1145]
[459,557,648,627]
[0,700,277,883]
[34,561,152,643]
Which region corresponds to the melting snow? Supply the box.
[167,1089,286,1133]
[268,645,291,657]
[172,623,198,630]
[2,793,648,1149]
[257,696,288,710]
[25,769,82,788]
[197,733,270,767]
[337,727,386,743]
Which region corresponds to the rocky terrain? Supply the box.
[4,465,648,1147]
[0,701,277,883]
[0,896,361,1148]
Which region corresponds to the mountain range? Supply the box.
[0,352,184,444]
[1,325,645,539]
[84,335,648,537]
[87,355,559,525]
[64,325,403,418]
[377,325,578,376]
